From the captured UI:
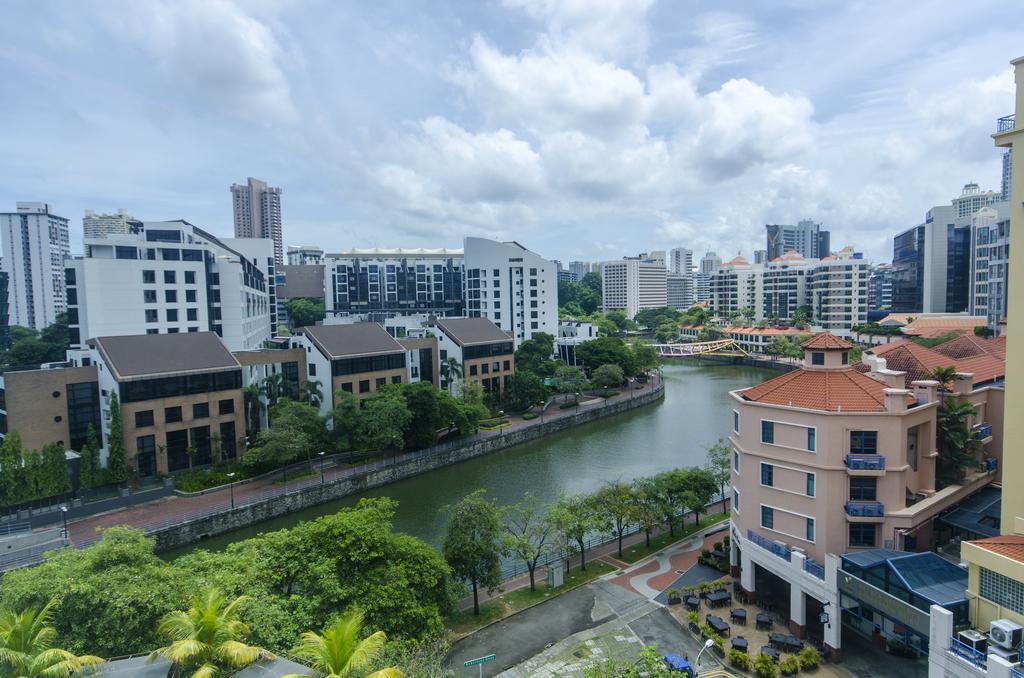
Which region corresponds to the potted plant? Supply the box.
[779,655,800,675]
[798,646,820,670]
[666,588,682,605]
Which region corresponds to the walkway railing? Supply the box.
[1012,666,1024,678]
[973,423,993,440]
[803,558,825,580]
[845,501,885,517]
[747,529,791,562]
[948,636,987,669]
[997,115,1016,133]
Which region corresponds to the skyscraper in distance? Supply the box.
[0,202,70,330]
[231,177,283,266]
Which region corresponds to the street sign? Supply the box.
[464,654,496,667]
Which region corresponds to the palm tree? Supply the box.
[148,588,270,677]
[302,380,324,408]
[243,385,264,436]
[930,366,959,392]
[0,598,104,677]
[261,373,285,410]
[439,357,462,393]
[283,609,401,678]
[936,400,981,487]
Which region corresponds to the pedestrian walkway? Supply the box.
[66,377,663,546]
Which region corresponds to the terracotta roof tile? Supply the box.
[968,535,1024,564]
[933,335,1006,361]
[901,316,987,338]
[741,368,898,412]
[865,339,1004,386]
[801,333,853,350]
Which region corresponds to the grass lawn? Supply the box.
[445,560,617,638]
[617,511,729,565]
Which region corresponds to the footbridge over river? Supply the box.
[652,339,749,358]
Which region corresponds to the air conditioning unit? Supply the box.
[989,620,1023,650]
[958,630,988,653]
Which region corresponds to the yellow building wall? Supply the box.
[962,540,1024,629]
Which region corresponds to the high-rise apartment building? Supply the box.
[709,256,759,319]
[0,202,71,330]
[765,220,830,260]
[66,220,274,352]
[970,208,1010,332]
[669,248,693,276]
[761,252,812,321]
[700,251,722,275]
[693,273,712,304]
[867,263,894,311]
[568,261,591,279]
[1002,150,1013,201]
[952,182,1003,219]
[286,245,324,266]
[0,267,8,351]
[754,249,768,264]
[83,209,141,240]
[463,237,557,345]
[231,177,284,266]
[323,248,464,319]
[808,247,870,332]
[601,256,667,319]
[666,274,694,310]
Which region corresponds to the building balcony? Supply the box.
[972,423,993,443]
[997,114,1016,133]
[845,501,885,520]
[985,457,998,473]
[948,636,987,670]
[747,528,791,562]
[845,454,886,473]
[803,557,825,580]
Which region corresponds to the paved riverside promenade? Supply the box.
[66,376,663,545]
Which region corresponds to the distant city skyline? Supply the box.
[0,2,1020,263]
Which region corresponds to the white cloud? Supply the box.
[503,0,655,61]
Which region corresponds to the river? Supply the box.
[166,362,775,557]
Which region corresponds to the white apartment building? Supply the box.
[286,245,324,266]
[83,209,141,240]
[231,177,284,266]
[694,272,712,304]
[710,256,760,319]
[0,202,70,330]
[971,207,1010,331]
[66,220,273,352]
[568,261,592,279]
[762,252,813,321]
[601,256,667,319]
[669,248,693,276]
[667,274,694,310]
[700,251,722,275]
[953,182,1003,219]
[808,248,870,335]
[463,237,557,345]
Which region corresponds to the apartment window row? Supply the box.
[980,568,1024,616]
[759,505,815,542]
[142,270,198,285]
[133,399,234,428]
[759,463,814,497]
[760,420,816,453]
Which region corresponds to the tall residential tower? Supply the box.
[231,177,283,266]
[0,202,70,330]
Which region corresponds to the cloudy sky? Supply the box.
[1,0,1020,263]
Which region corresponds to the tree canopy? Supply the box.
[285,298,326,329]
[442,490,502,615]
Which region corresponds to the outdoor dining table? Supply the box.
[761,646,780,662]
[685,596,700,610]
[755,612,773,630]
[706,615,731,637]
[729,608,747,624]
[731,637,749,653]
[769,633,804,652]
[706,590,731,607]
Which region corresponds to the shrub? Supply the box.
[729,649,752,671]
[687,611,699,625]
[558,402,577,410]
[521,412,539,420]
[779,655,800,675]
[666,588,681,604]
[754,652,780,678]
[701,548,712,559]
[175,467,251,493]
[601,390,620,398]
[713,541,724,552]
[798,646,820,670]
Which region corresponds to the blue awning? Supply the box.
[938,486,1001,538]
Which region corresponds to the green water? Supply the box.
[166,363,773,557]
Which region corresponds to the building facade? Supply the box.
[669,248,693,276]
[568,261,592,279]
[700,251,722,275]
[808,248,870,334]
[600,256,667,319]
[0,202,71,330]
[666,274,694,310]
[286,245,324,266]
[970,207,1010,332]
[434,317,514,395]
[231,177,284,266]
[868,263,894,311]
[766,220,830,261]
[83,209,141,242]
[463,237,557,346]
[66,220,274,352]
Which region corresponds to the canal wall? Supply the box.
[150,382,666,552]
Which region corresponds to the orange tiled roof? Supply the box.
[901,316,987,339]
[740,368,900,412]
[865,339,1004,386]
[968,535,1024,564]
[802,333,853,350]
[722,255,749,267]
[933,335,1006,361]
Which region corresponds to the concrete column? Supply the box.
[740,547,756,602]
[929,605,954,654]
[989,655,1014,678]
[730,536,740,578]
[789,582,807,638]
[824,554,842,662]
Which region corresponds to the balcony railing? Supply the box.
[1012,666,1024,678]
[845,501,885,517]
[973,423,993,440]
[804,558,825,580]
[845,454,886,471]
[997,115,1016,133]
[948,636,987,669]
[985,457,998,473]
[747,529,792,562]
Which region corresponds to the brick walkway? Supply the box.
[67,377,663,545]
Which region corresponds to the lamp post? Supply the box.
[695,639,715,668]
[60,505,68,540]
[498,410,505,436]
[227,472,236,509]
[538,401,545,423]
[574,392,581,413]
[319,451,326,484]
[629,378,635,400]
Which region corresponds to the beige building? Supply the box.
[0,365,100,452]
[433,317,515,395]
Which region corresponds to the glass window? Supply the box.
[469,364,478,376]
[806,518,815,542]
[980,568,1024,616]
[733,410,739,432]
[185,289,197,303]
[808,428,816,451]
[761,463,773,486]
[842,351,849,365]
[192,402,209,419]
[807,473,815,497]
[342,382,353,393]
[850,477,877,501]
[733,449,740,471]
[165,406,182,423]
[134,410,154,427]
[165,290,177,303]
[164,270,176,284]
[849,523,876,548]
[850,431,878,454]
[143,270,156,284]
[359,380,370,393]
[144,290,157,303]
[187,308,198,321]
[185,271,196,285]
[391,375,402,384]
[761,420,774,444]
[733,488,740,512]
[761,506,774,530]
[145,309,158,323]
[218,398,234,415]
[166,309,178,322]
[811,352,825,365]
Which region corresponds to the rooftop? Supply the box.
[740,367,901,412]
[300,322,405,359]
[932,334,1006,361]
[801,333,853,350]
[861,340,1004,386]
[327,247,463,257]
[841,549,968,608]
[900,315,988,339]
[968,534,1024,564]
[939,486,1001,539]
[276,264,325,299]
[92,332,239,380]
[435,317,512,346]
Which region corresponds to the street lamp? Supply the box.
[629,378,635,400]
[538,401,545,423]
[574,392,581,413]
[498,410,505,436]
[60,505,68,540]
[695,639,715,667]
[227,472,236,508]
[319,451,326,484]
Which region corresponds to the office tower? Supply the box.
[0,202,70,330]
[557,269,578,283]
[970,207,1010,331]
[1002,150,1013,201]
[669,248,693,276]
[754,249,767,265]
[66,220,274,352]
[646,250,667,268]
[765,220,830,260]
[868,263,894,310]
[808,247,870,333]
[231,177,284,266]
[700,251,722,275]
[463,237,557,345]
[323,248,464,318]
[891,186,1008,313]
[286,245,324,266]
[666,274,694,310]
[0,265,8,350]
[600,256,667,319]
[693,273,712,303]
[568,261,591,279]
[83,209,142,239]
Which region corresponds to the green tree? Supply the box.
[513,333,557,377]
[575,337,637,377]
[740,306,757,325]
[631,343,659,376]
[261,373,286,412]
[286,298,326,329]
[594,481,637,558]
[243,424,311,475]
[631,477,666,548]
[936,400,981,486]
[590,364,624,390]
[0,432,24,507]
[501,492,553,592]
[439,358,462,393]
[106,393,128,485]
[605,310,636,332]
[301,379,324,408]
[243,385,264,437]
[790,306,812,328]
[549,493,600,571]
[0,598,104,678]
[503,371,547,411]
[149,588,270,677]
[553,364,588,402]
[271,398,330,459]
[40,442,70,499]
[705,438,731,513]
[402,381,441,450]
[329,390,362,452]
[442,490,502,615]
[284,609,402,678]
[653,322,678,343]
[680,467,717,524]
[359,390,412,451]
[930,366,959,392]
[79,424,102,493]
